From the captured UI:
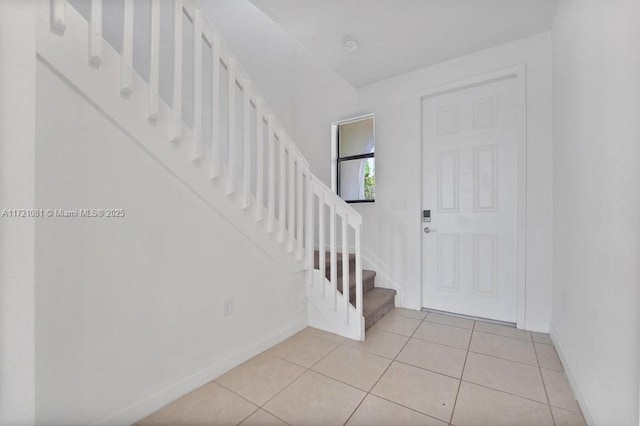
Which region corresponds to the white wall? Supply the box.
[551,0,640,424]
[352,33,553,331]
[0,2,36,424]
[34,61,307,425]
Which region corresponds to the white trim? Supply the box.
[330,113,375,194]
[418,64,528,329]
[333,112,375,126]
[91,318,308,426]
[549,323,599,426]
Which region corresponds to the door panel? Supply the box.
[422,77,518,322]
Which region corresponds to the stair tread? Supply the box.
[363,287,397,318]
[337,270,376,304]
[313,250,395,330]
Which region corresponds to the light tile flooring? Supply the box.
[137,309,586,426]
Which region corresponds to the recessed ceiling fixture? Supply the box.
[343,37,358,52]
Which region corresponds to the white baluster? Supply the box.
[318,192,326,296]
[170,0,183,142]
[210,34,221,177]
[89,0,102,66]
[192,8,203,160]
[296,158,304,260]
[342,211,350,322]
[52,0,66,34]
[267,115,276,233]
[255,99,264,221]
[147,0,160,122]
[120,0,133,97]
[287,142,295,252]
[241,79,251,209]
[355,223,363,318]
[330,201,337,310]
[226,58,236,194]
[305,174,314,281]
[278,134,286,243]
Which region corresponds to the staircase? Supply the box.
[314,251,396,329]
[38,0,384,340]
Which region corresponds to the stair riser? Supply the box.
[364,296,395,330]
[319,272,375,304]
[314,253,356,277]
[340,275,375,304]
[319,264,356,281]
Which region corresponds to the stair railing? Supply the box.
[306,179,364,339]
[46,0,365,340]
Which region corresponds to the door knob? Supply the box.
[424,227,437,234]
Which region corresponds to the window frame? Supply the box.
[331,114,376,204]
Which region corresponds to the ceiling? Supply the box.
[249,0,558,88]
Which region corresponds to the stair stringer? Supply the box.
[306,269,365,341]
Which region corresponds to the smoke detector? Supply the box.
[343,38,358,52]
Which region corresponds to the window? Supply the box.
[332,115,375,203]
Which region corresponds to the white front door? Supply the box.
[421,76,518,322]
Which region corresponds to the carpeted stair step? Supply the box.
[313,250,396,331]
[314,251,356,279]
[363,288,397,330]
[337,269,376,304]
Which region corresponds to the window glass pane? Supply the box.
[339,158,375,201]
[338,117,374,157]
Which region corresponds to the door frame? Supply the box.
[419,64,527,329]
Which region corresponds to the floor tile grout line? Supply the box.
[261,331,376,423]
[389,308,428,321]
[270,328,578,423]
[425,320,475,331]
[366,393,455,425]
[460,379,556,407]
[254,333,345,419]
[267,333,341,369]
[234,407,260,426]
[146,320,560,425]
[466,348,543,368]
[307,335,345,370]
[410,334,471,351]
[391,358,464,381]
[375,321,472,351]
[212,380,262,409]
[343,313,438,425]
[256,405,294,425]
[256,369,307,419]
[300,327,348,345]
[447,319,476,424]
[534,340,557,426]
[533,341,565,372]
[472,328,534,343]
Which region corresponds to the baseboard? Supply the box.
[91,318,308,426]
[524,318,550,333]
[549,322,599,426]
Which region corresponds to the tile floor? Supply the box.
[137,309,587,426]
